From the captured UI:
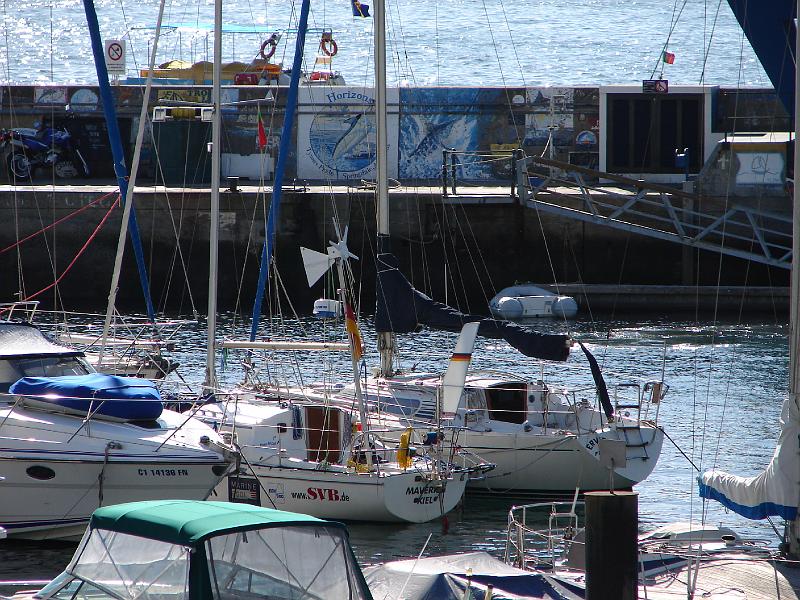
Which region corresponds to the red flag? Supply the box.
[662,51,675,65]
[344,303,363,361]
[257,108,267,151]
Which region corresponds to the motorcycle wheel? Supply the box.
[53,159,79,179]
[7,152,31,179]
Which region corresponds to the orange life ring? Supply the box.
[260,37,278,60]
[320,38,338,57]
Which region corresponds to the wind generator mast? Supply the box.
[374,0,395,377]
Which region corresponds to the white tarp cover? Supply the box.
[699,396,799,520]
[363,552,584,600]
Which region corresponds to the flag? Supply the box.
[257,108,267,151]
[662,51,675,65]
[344,303,364,360]
[352,0,370,17]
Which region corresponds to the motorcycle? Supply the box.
[0,123,90,180]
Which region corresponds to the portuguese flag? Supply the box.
[663,51,675,65]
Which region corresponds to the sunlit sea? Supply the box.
[0,311,791,587]
[3,0,771,88]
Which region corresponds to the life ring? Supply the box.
[260,36,278,60]
[320,38,338,57]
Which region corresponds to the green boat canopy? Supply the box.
[90,500,336,546]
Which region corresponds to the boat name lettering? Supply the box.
[405,486,439,495]
[325,91,375,104]
[585,436,600,452]
[137,468,189,477]
[296,487,351,502]
[412,495,439,505]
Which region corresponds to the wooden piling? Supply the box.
[585,491,638,600]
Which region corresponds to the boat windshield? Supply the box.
[206,525,370,600]
[45,527,191,600]
[0,356,94,393]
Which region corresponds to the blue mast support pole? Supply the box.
[82,0,156,322]
[249,0,311,342]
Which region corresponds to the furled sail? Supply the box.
[375,250,570,362]
[699,396,799,520]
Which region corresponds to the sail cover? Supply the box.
[699,396,799,520]
[375,250,570,362]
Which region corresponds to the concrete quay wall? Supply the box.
[0,183,786,315]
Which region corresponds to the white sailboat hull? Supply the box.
[464,425,664,494]
[217,466,468,523]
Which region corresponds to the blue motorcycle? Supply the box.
[1,122,90,180]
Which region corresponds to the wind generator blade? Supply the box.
[300,246,335,287]
[441,321,480,418]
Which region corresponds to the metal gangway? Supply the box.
[514,155,792,270]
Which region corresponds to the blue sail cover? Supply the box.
[375,248,570,362]
[10,374,164,421]
[699,396,799,520]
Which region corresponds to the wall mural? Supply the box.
[297,86,399,180]
[399,87,526,181]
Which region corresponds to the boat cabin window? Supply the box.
[484,383,527,424]
[64,528,190,600]
[0,356,93,393]
[206,525,370,600]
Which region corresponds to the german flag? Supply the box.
[344,303,363,360]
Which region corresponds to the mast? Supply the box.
[374,0,396,376]
[249,0,312,342]
[204,0,222,391]
[98,0,166,366]
[335,257,373,470]
[787,0,800,559]
[81,1,156,322]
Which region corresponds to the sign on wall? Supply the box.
[104,39,126,75]
[297,87,399,180]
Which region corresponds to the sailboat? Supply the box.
[315,0,665,496]
[699,0,800,565]
[181,0,472,524]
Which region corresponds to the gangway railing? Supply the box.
[515,155,792,270]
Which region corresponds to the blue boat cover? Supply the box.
[9,374,164,420]
[364,552,584,599]
[375,242,570,362]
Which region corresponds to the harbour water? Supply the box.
[8,0,770,88]
[0,311,789,584]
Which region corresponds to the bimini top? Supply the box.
[0,322,82,360]
[90,500,335,546]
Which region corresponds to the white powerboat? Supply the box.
[0,321,237,540]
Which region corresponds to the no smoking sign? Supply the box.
[104,39,126,74]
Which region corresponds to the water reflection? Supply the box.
[0,314,789,582]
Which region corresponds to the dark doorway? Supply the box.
[305,405,341,463]
[607,93,703,174]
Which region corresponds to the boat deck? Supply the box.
[641,556,800,599]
